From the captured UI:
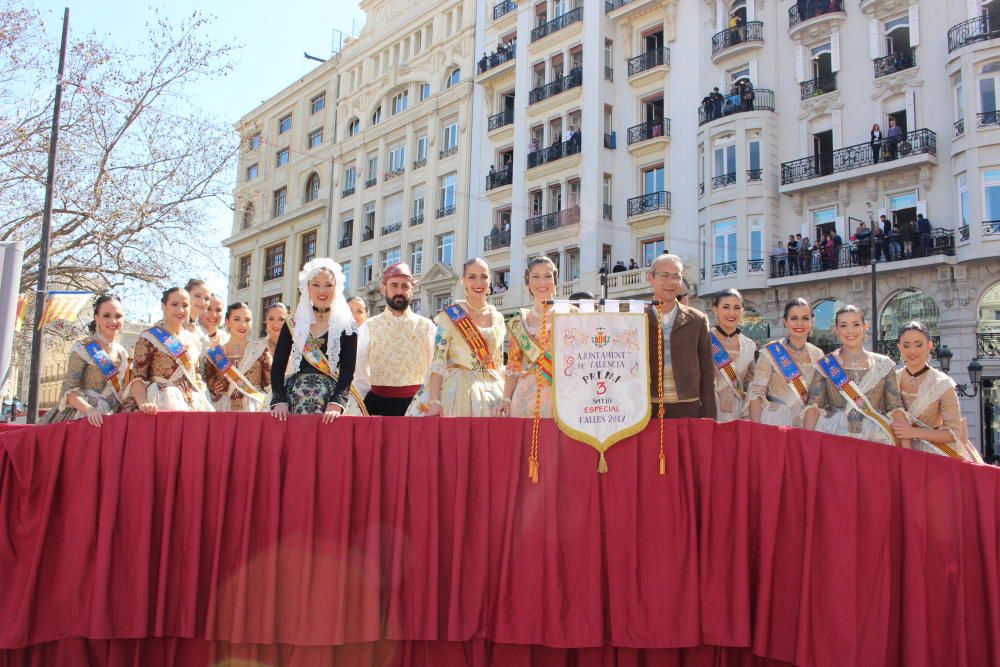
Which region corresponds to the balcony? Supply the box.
[948,15,1000,53]
[788,0,845,32]
[748,258,765,274]
[488,109,514,132]
[237,275,250,289]
[605,0,662,20]
[436,205,456,219]
[439,146,458,160]
[412,158,427,169]
[627,118,670,147]
[627,47,670,77]
[339,236,353,249]
[486,164,513,191]
[384,168,405,182]
[365,176,377,188]
[959,224,970,242]
[493,0,516,21]
[528,68,582,104]
[766,229,956,279]
[876,336,941,362]
[484,229,512,252]
[955,119,965,136]
[978,332,1000,359]
[712,173,736,189]
[978,112,1000,128]
[361,228,374,242]
[410,214,424,227]
[697,88,775,126]
[711,21,764,59]
[712,261,737,278]
[342,186,356,197]
[873,47,916,79]
[478,44,516,78]
[525,206,580,235]
[627,191,670,217]
[603,132,616,149]
[985,220,1000,238]
[800,73,836,99]
[605,267,648,296]
[527,138,581,169]
[780,128,936,187]
[747,169,763,182]
[530,7,582,42]
[381,222,402,235]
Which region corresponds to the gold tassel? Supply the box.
[529,457,539,484]
[659,451,666,476]
[597,451,608,474]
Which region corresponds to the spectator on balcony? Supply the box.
[899,217,915,257]
[872,227,886,261]
[479,51,488,73]
[855,222,872,265]
[729,14,743,45]
[915,214,932,256]
[773,240,787,277]
[740,80,755,112]
[879,213,892,238]
[886,117,903,160]
[629,258,638,270]
[489,225,500,247]
[832,229,843,268]
[796,234,807,273]
[888,222,902,260]
[711,87,724,119]
[612,260,627,273]
[786,234,798,275]
[870,123,882,164]
[810,239,823,272]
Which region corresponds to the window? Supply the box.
[238,254,251,289]
[642,164,665,194]
[342,262,352,292]
[388,145,406,172]
[748,139,761,174]
[729,65,750,84]
[602,174,612,206]
[371,105,382,126]
[748,215,764,266]
[304,173,320,203]
[344,166,357,191]
[412,192,425,223]
[443,122,458,150]
[308,128,323,148]
[348,117,361,136]
[984,168,1000,221]
[446,68,461,88]
[363,202,376,237]
[311,93,326,114]
[410,241,423,274]
[246,163,258,180]
[276,147,289,166]
[264,243,285,281]
[979,62,1000,121]
[273,187,287,217]
[954,73,964,133]
[959,174,969,230]
[419,83,431,100]
[259,294,283,336]
[713,219,738,266]
[391,90,409,115]
[362,255,374,283]
[604,39,613,79]
[278,115,292,133]
[300,230,317,268]
[249,134,261,151]
[439,173,457,211]
[416,134,429,161]
[641,238,665,267]
[714,142,736,184]
[241,203,255,230]
[367,155,378,180]
[812,206,837,237]
[437,232,454,265]
[340,215,354,247]
[382,247,401,270]
[434,293,453,312]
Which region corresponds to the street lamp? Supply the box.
[936,345,982,397]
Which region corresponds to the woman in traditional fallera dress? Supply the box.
[39,295,130,427]
[892,321,984,462]
[261,302,288,404]
[748,298,825,427]
[126,287,214,413]
[183,278,213,358]
[204,303,271,412]
[270,259,357,423]
[499,256,560,418]
[709,288,756,423]
[199,293,229,347]
[802,305,906,445]
[408,258,505,417]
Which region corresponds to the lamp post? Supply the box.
[937,345,992,463]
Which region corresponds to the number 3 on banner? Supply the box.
[596,381,607,396]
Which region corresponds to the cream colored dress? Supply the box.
[748,340,825,427]
[407,301,505,417]
[898,366,983,463]
[505,309,555,418]
[204,338,272,412]
[713,331,756,423]
[39,339,129,423]
[126,326,215,412]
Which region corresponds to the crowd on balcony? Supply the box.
[700,80,755,120]
[527,126,580,154]
[870,117,905,163]
[478,38,516,73]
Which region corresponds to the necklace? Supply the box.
[905,364,930,389]
[713,325,740,338]
[464,300,489,315]
[784,337,806,352]
[312,305,331,314]
[841,349,865,367]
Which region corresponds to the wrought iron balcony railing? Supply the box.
[712,261,737,278]
[788,0,844,29]
[712,173,736,189]
[959,224,970,242]
[800,73,837,99]
[484,229,512,251]
[984,219,1000,237]
[781,128,937,185]
[530,7,582,42]
[603,203,613,220]
[493,0,517,21]
[877,336,940,362]
[604,66,613,81]
[486,165,513,190]
[978,111,1000,128]
[365,176,377,188]
[436,205,456,218]
[711,21,764,56]
[412,158,427,169]
[339,237,353,249]
[955,119,965,136]
[525,206,580,235]
[627,191,670,217]
[478,44,516,74]
[748,258,764,273]
[627,118,670,145]
[873,47,916,79]
[384,168,405,181]
[526,137,581,168]
[439,146,458,159]
[747,169,763,182]
[361,228,374,242]
[627,47,670,76]
[381,222,402,235]
[697,88,775,126]
[488,109,514,131]
[948,15,1000,53]
[603,132,616,149]
[410,214,424,227]
[341,186,356,197]
[528,67,582,104]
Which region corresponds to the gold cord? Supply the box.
[528,305,550,483]
[656,304,666,476]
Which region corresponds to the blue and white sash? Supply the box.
[817,353,898,445]
[204,344,267,405]
[765,341,808,405]
[83,339,124,397]
[148,326,198,386]
[710,332,746,401]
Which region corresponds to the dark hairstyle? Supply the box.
[88,294,122,334]
[568,291,596,300]
[898,320,931,340]
[524,256,559,285]
[161,287,187,305]
[225,302,251,320]
[184,278,208,293]
[712,288,743,307]
[463,257,489,273]
[834,304,866,325]
[264,302,288,317]
[782,297,811,320]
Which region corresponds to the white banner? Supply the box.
[553,311,650,471]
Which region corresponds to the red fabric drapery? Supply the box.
[1,414,998,666]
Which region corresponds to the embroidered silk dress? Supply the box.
[898,366,983,462]
[39,338,129,423]
[126,326,214,412]
[270,325,357,415]
[712,330,756,423]
[748,339,825,427]
[805,349,904,445]
[407,301,505,417]
[505,309,555,418]
[204,338,272,412]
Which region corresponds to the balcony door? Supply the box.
[644,29,663,53]
[884,15,911,54]
[812,130,833,176]
[643,165,665,195]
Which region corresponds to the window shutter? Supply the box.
[908,6,920,46]
[906,90,916,129]
[869,19,880,59]
[835,216,846,242]
[916,200,927,218]
[795,46,805,82]
[831,33,841,72]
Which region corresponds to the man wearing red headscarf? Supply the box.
[353,263,436,416]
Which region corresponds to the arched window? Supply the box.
[811,297,848,353]
[305,173,320,203]
[241,203,255,230]
[347,117,360,136]
[445,68,461,89]
[879,289,940,358]
[371,105,382,126]
[729,0,746,22]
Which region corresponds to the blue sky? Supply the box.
[29,0,366,319]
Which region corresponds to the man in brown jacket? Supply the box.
[645,254,717,419]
